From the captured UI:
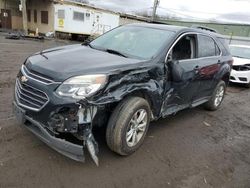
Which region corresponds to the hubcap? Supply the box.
[214,86,224,107]
[126,109,148,147]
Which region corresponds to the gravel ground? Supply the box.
[0,34,250,188]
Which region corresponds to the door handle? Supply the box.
[193,65,199,74]
[217,60,221,64]
[194,65,199,70]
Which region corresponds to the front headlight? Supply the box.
[56,74,107,99]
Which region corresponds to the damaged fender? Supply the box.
[86,66,166,119]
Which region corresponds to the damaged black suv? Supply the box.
[13,23,232,165]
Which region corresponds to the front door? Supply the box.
[1,9,12,29]
[162,34,200,116]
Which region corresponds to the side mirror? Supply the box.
[167,53,173,62]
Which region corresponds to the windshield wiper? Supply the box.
[88,43,94,49]
[106,49,128,58]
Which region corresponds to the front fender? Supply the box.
[85,66,165,118]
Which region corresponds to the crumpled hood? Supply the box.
[233,57,250,66]
[25,44,145,81]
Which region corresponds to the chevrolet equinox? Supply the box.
[13,24,233,165]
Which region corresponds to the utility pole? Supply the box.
[21,0,28,35]
[151,0,159,22]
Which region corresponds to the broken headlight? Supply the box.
[56,74,107,99]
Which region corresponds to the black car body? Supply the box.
[13,24,233,165]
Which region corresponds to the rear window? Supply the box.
[217,37,230,55]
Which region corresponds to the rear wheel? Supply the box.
[204,80,226,111]
[106,97,151,155]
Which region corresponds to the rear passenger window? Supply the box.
[198,35,220,57]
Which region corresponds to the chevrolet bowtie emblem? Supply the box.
[21,75,28,83]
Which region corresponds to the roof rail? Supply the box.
[191,25,217,33]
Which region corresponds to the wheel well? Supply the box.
[221,73,230,86]
[108,91,154,120]
[123,91,153,109]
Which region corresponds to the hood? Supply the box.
[232,57,250,66]
[25,44,145,81]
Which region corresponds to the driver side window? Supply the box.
[170,34,197,61]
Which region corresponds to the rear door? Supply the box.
[192,34,222,101]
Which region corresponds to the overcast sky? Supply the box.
[88,0,250,23]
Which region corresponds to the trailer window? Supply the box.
[73,11,84,21]
[58,10,65,19]
[86,13,90,20]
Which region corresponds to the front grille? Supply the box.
[15,79,49,111]
[21,65,54,84]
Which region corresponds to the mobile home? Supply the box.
[54,2,120,36]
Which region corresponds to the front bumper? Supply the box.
[230,69,250,84]
[14,69,103,165]
[13,101,85,162]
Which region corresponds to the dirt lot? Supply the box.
[0,34,250,188]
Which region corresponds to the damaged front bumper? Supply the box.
[13,101,100,165]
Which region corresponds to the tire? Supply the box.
[204,80,226,111]
[106,97,151,156]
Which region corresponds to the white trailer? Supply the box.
[54,3,120,36]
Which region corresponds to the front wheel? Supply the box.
[106,97,151,156]
[204,80,226,111]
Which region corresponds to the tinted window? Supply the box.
[198,35,220,57]
[218,37,230,53]
[90,26,174,60]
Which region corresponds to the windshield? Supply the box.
[230,46,250,59]
[90,25,175,60]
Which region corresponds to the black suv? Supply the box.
[13,24,232,165]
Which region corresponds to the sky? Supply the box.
[87,0,250,24]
